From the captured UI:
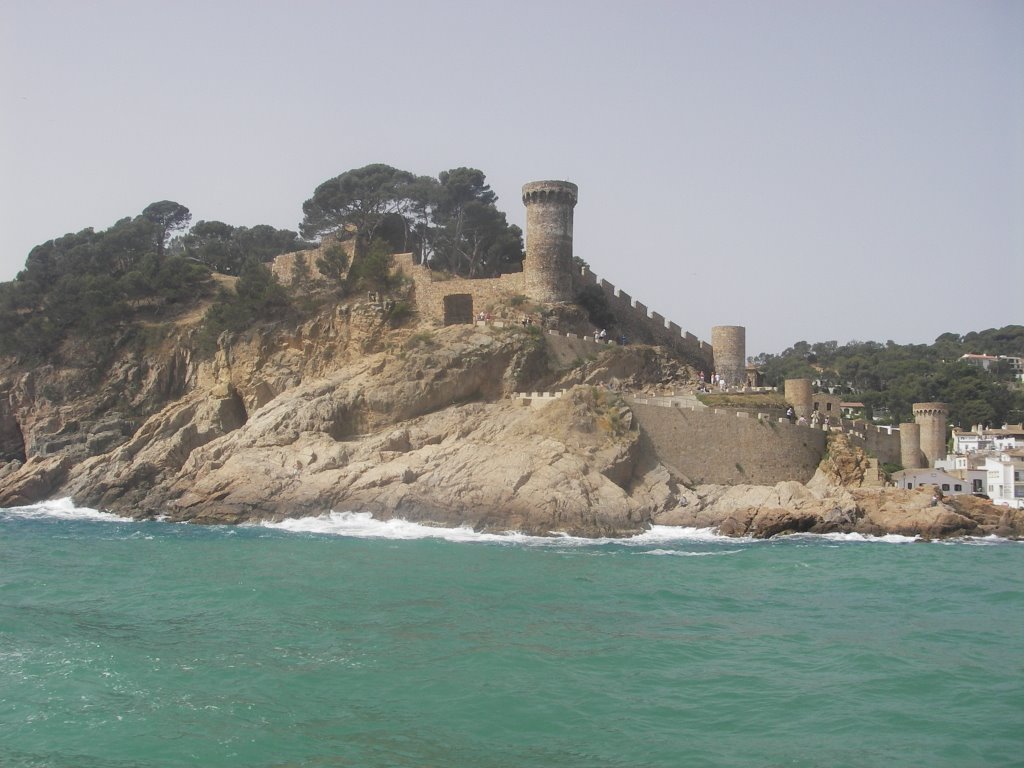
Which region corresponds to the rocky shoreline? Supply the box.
[2,309,1021,540]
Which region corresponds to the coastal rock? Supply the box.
[2,299,1020,541]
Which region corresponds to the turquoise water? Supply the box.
[1,502,1022,767]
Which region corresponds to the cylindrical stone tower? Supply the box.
[522,180,578,303]
[784,378,813,420]
[711,326,746,388]
[899,422,924,469]
[913,402,949,468]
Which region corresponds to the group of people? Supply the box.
[697,371,730,392]
[591,328,630,345]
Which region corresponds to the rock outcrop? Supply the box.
[1,298,1020,540]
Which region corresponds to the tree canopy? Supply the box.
[300,164,420,255]
[174,221,311,275]
[755,327,1024,428]
[300,164,523,278]
[142,200,192,258]
[0,206,211,361]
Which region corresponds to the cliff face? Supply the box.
[0,304,687,536]
[1,300,1020,539]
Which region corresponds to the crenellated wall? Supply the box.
[575,265,713,368]
[840,420,903,466]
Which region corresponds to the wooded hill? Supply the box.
[2,163,1020,432]
[754,328,1024,429]
[0,165,524,364]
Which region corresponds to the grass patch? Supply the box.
[696,392,786,409]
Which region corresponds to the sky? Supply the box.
[1,0,1021,356]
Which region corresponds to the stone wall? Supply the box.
[784,379,813,420]
[392,253,528,324]
[575,266,713,369]
[271,243,347,288]
[812,392,843,419]
[711,326,745,387]
[913,402,949,467]
[631,403,827,485]
[522,181,577,303]
[840,420,902,466]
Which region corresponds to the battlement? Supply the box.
[511,389,567,408]
[522,180,579,207]
[912,403,949,416]
[576,265,713,366]
[394,180,714,369]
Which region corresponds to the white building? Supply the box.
[891,468,971,496]
[984,450,1024,509]
[951,424,1024,454]
[933,455,988,494]
[959,354,1024,382]
[959,353,1000,371]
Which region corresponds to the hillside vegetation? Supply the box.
[2,163,1020,433]
[755,329,1024,428]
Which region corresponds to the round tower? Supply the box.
[522,180,578,303]
[784,378,813,420]
[912,402,949,467]
[899,422,924,469]
[711,326,746,388]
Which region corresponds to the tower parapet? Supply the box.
[711,325,746,387]
[522,180,578,303]
[912,402,949,467]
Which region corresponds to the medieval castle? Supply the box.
[277,178,950,484]
[391,179,750,385]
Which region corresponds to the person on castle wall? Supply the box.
[786,406,796,424]
[599,328,607,341]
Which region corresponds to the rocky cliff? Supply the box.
[1,298,1020,539]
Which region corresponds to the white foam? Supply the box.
[258,512,747,547]
[626,525,750,544]
[642,548,744,557]
[259,511,551,544]
[793,531,920,544]
[0,497,125,522]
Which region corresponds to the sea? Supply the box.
[1,500,1021,768]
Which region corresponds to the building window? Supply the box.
[954,484,962,491]
[941,483,950,491]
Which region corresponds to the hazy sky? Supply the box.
[2,0,1021,355]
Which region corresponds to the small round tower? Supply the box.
[711,326,746,388]
[913,402,949,468]
[899,422,924,469]
[522,180,578,303]
[784,378,813,420]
